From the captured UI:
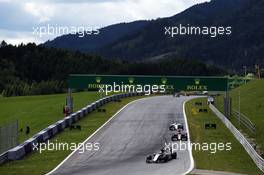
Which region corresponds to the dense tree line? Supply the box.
[0,42,226,97]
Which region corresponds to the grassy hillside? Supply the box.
[0,92,101,143]
[186,98,263,174]
[216,80,264,152]
[0,96,146,175]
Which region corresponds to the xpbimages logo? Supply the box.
[32,140,100,154]
[98,82,166,95]
[164,141,232,154]
[164,24,232,38]
[32,24,100,38]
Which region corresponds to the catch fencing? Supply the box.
[0,120,19,155]
[0,92,143,164]
[210,104,264,173]
[233,110,256,134]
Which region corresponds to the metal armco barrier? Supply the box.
[0,120,19,155]
[0,92,143,164]
[233,110,256,134]
[210,104,264,172]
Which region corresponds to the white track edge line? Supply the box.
[182,98,195,175]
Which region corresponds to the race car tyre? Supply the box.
[172,152,177,159]
[169,126,175,131]
[171,136,177,141]
[146,155,152,163]
[164,155,169,162]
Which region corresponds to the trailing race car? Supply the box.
[171,131,188,141]
[146,146,177,163]
[169,123,184,131]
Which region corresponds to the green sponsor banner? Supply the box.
[68,74,228,91]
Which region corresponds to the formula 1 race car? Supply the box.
[169,123,184,131]
[146,147,177,163]
[171,131,188,141]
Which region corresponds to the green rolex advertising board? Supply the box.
[68,74,228,91]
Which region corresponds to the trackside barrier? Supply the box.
[7,145,25,160]
[35,130,50,143]
[44,124,58,138]
[0,93,143,163]
[82,108,87,116]
[23,137,37,154]
[87,106,92,113]
[210,104,264,172]
[0,152,8,164]
[233,110,256,134]
[56,120,66,132]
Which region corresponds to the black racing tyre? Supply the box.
[171,136,177,141]
[146,156,152,163]
[146,160,151,163]
[169,126,175,131]
[172,152,177,159]
[164,155,169,162]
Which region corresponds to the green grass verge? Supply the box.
[0,95,146,175]
[215,80,264,152]
[0,92,101,143]
[185,98,263,174]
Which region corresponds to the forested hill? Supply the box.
[44,0,264,71]
[44,20,149,52]
[0,42,225,96]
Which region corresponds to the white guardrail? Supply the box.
[233,110,256,134]
[0,92,144,164]
[210,104,264,173]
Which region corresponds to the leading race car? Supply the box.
[169,123,184,131]
[146,146,177,163]
[171,131,188,141]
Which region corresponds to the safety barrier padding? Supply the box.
[77,110,84,119]
[56,120,66,132]
[45,124,59,138]
[2,93,143,163]
[102,98,107,104]
[95,101,100,108]
[64,116,73,127]
[33,132,44,143]
[80,109,85,117]
[87,105,93,113]
[22,137,37,154]
[105,97,110,102]
[0,152,8,164]
[33,130,50,143]
[91,103,97,110]
[98,100,103,106]
[8,145,26,160]
[82,107,88,116]
[71,113,79,123]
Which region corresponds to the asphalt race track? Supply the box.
[50,96,195,175]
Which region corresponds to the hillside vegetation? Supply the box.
[0,43,225,96]
[0,92,101,143]
[45,0,264,71]
[216,80,264,153]
[186,98,263,174]
[0,95,145,175]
